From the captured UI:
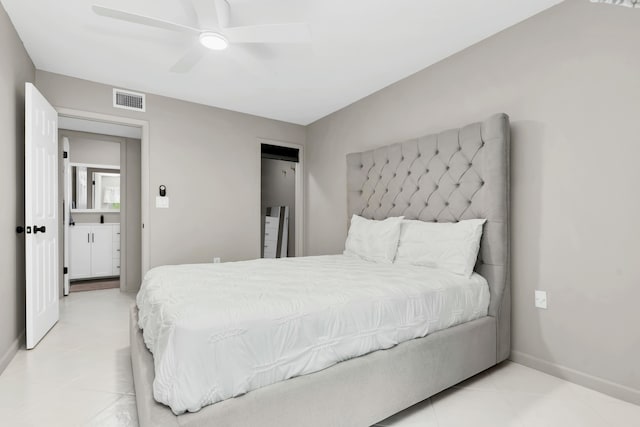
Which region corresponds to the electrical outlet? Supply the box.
[535,290,547,309]
[213,257,221,264]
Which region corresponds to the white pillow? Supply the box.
[344,215,404,263]
[394,219,486,277]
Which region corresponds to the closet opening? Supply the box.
[259,140,304,258]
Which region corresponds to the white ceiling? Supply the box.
[2,0,562,125]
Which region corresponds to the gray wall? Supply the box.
[36,70,306,269]
[261,158,296,257]
[3,0,638,403]
[0,3,35,372]
[305,0,640,401]
[122,138,142,292]
[66,131,121,166]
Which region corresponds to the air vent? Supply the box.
[113,88,145,112]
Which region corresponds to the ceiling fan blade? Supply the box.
[214,0,230,28]
[93,5,200,33]
[178,0,200,28]
[224,23,311,44]
[170,47,207,73]
[190,0,219,29]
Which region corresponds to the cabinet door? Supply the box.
[70,225,92,279]
[90,226,113,277]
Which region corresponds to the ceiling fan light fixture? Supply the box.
[199,32,228,50]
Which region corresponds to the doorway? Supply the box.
[259,140,304,258]
[23,84,150,349]
[57,111,149,297]
[60,123,137,295]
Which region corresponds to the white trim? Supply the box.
[63,137,71,296]
[70,162,120,170]
[119,139,128,291]
[510,350,640,405]
[56,108,150,281]
[71,209,120,214]
[257,139,304,258]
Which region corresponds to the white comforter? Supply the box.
[136,255,490,414]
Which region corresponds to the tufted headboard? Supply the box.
[346,113,511,362]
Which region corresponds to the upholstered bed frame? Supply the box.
[130,113,511,427]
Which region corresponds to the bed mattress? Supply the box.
[136,255,490,414]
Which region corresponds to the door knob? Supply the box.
[33,225,46,234]
[16,226,24,234]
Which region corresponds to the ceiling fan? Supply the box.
[92,0,312,73]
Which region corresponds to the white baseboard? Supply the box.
[510,350,640,406]
[0,330,24,375]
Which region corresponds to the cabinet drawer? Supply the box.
[264,216,279,226]
[264,230,279,241]
[263,244,277,258]
[264,224,278,233]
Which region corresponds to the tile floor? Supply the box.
[0,289,137,426]
[0,289,638,427]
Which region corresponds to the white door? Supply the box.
[63,137,70,295]
[69,225,92,279]
[25,82,59,349]
[90,227,113,277]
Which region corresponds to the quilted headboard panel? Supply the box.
[346,113,511,361]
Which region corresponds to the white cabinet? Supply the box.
[69,225,92,279]
[263,206,289,258]
[263,216,279,258]
[90,226,113,277]
[70,224,120,280]
[112,225,121,276]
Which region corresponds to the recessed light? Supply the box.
[199,32,228,50]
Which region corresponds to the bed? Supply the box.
[131,113,511,427]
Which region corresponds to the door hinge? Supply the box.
[63,267,68,275]
[63,151,68,159]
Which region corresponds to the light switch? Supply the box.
[535,290,547,309]
[156,196,169,208]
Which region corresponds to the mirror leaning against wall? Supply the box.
[70,163,120,212]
